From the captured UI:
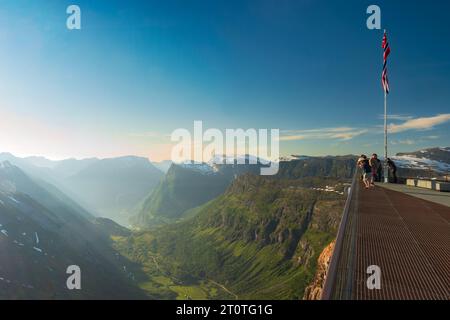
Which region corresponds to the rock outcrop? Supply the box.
[303,240,335,300]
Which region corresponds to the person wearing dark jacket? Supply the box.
[387,158,397,183]
[369,154,382,183]
[377,162,383,182]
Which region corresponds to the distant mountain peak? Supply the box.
[177,161,215,174]
[208,154,263,165]
[393,146,450,173]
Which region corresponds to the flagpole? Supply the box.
[384,89,388,183]
[383,29,389,183]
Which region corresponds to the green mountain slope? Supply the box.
[133,157,355,228]
[132,164,232,227]
[115,174,346,299]
[275,156,357,179]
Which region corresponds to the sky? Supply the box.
[0,0,449,161]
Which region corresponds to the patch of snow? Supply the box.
[179,162,214,174]
[392,155,450,173]
[280,155,311,161]
[12,240,24,246]
[1,229,8,237]
[209,154,262,165]
[7,196,20,204]
[33,247,43,253]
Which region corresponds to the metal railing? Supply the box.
[321,168,358,300]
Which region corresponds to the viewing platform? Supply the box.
[380,182,450,207]
[323,179,450,300]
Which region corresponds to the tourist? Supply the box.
[369,154,381,183]
[387,158,398,183]
[358,155,372,189]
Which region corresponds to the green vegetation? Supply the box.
[131,164,231,227]
[115,173,345,299]
[133,157,355,229]
[276,156,357,180]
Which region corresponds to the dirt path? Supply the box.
[148,254,238,299]
[206,278,238,300]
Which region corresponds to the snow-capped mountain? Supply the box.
[391,147,450,173]
[279,155,311,162]
[208,154,263,165]
[178,161,216,174]
[177,154,269,175]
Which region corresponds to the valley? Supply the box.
[1,147,448,299]
[113,174,347,299]
[0,163,146,299]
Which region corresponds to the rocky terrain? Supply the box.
[303,240,335,300]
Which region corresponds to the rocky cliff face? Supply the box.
[303,240,335,300]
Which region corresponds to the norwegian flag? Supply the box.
[382,31,391,94]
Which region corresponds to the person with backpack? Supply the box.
[357,155,372,189]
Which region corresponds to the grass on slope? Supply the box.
[114,175,345,300]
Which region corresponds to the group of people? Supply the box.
[358,154,381,189]
[357,154,398,189]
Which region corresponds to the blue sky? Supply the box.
[0,0,449,160]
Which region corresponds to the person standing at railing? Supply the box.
[387,158,397,183]
[358,155,373,189]
[369,154,382,183]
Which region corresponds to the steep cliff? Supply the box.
[303,240,335,300]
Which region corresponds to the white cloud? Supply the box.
[378,114,413,121]
[280,127,368,141]
[388,114,450,133]
[391,139,415,145]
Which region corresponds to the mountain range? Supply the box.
[114,172,347,299]
[132,155,356,228]
[0,153,163,226]
[131,157,265,227]
[2,147,447,228]
[0,161,146,299]
[392,147,450,174]
[1,146,448,299]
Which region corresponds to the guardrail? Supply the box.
[405,177,449,183]
[321,168,358,300]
